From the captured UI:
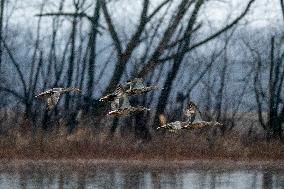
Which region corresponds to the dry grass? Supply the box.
[0,121,283,161]
[0,110,283,161]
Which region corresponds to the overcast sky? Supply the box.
[5,0,283,32]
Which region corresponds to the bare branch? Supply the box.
[35,12,104,34]
[159,0,256,62]
[137,0,194,78]
[165,22,202,49]
[280,0,284,22]
[254,56,267,130]
[147,0,171,20]
[1,39,28,97]
[101,1,123,55]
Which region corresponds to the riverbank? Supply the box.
[0,159,283,170]
[0,159,284,170]
[0,126,283,162]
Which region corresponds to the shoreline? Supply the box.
[0,158,283,170]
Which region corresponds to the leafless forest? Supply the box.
[0,0,283,159]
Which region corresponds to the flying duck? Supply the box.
[35,87,81,110]
[183,101,223,129]
[101,84,150,116]
[156,114,189,132]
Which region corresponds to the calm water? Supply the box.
[0,161,283,189]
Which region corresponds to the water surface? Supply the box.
[0,160,283,189]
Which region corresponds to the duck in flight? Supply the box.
[99,78,160,102]
[156,102,199,132]
[105,85,150,116]
[156,114,189,133]
[35,87,81,110]
[183,101,223,129]
[157,101,223,132]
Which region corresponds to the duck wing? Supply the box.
[35,89,53,99]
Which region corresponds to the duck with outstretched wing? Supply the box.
[35,87,81,110]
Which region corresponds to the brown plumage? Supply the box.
[35,87,81,110]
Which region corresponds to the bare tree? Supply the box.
[245,36,284,140]
[64,0,81,110]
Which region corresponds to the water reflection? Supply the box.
[0,162,283,189]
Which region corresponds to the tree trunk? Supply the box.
[0,0,4,71]
[65,14,78,109]
[154,60,181,127]
[86,0,101,101]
